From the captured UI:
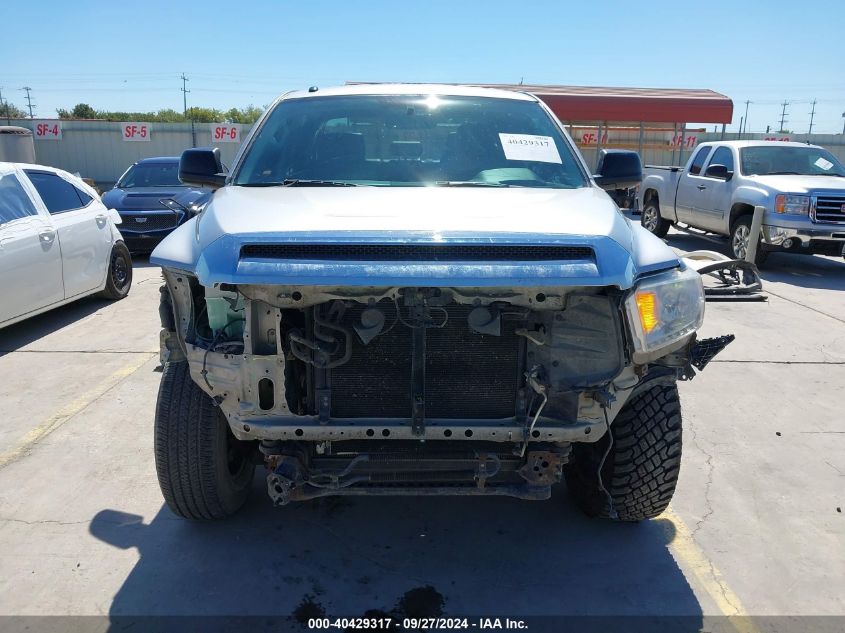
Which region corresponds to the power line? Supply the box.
[20,86,34,118]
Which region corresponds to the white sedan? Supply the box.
[0,162,132,329]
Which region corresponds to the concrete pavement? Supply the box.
[0,237,843,628]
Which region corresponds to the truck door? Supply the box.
[674,146,712,226]
[697,146,736,234]
[0,168,64,325]
[23,170,111,299]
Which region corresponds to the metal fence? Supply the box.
[8,118,845,187]
[570,126,845,169]
[10,119,253,187]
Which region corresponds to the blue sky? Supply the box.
[2,0,844,133]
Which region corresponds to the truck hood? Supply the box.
[151,186,680,289]
[751,175,845,193]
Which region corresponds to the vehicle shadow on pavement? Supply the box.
[0,296,110,354]
[128,254,158,269]
[90,481,703,628]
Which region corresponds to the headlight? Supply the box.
[774,194,810,215]
[625,267,705,353]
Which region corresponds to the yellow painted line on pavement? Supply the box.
[663,507,760,633]
[0,353,155,469]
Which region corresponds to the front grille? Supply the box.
[329,303,521,419]
[241,243,594,261]
[118,212,180,232]
[813,196,845,223]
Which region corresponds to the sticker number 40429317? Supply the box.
[499,133,562,164]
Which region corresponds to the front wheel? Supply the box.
[730,216,768,267]
[98,241,133,300]
[565,379,682,521]
[641,201,671,238]
[154,361,256,519]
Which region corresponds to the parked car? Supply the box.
[0,162,131,329]
[639,141,845,265]
[151,84,734,521]
[101,157,210,253]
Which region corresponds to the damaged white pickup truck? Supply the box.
[151,84,738,521]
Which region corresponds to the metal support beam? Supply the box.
[637,122,644,158]
[595,121,603,170]
[410,324,426,435]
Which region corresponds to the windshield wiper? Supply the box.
[765,171,801,175]
[433,181,509,187]
[238,179,358,187]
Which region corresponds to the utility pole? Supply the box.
[741,100,750,137]
[20,86,34,118]
[0,88,10,125]
[181,73,196,148]
[808,99,817,134]
[778,101,789,133]
[180,73,190,117]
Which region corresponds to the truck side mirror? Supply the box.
[179,147,226,189]
[704,164,732,180]
[593,150,642,190]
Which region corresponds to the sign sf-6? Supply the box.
[211,123,241,143]
[120,122,151,142]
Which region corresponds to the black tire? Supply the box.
[98,241,133,300]
[641,200,671,238]
[154,361,255,519]
[565,379,682,521]
[729,215,768,268]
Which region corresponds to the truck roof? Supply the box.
[281,83,538,102]
[695,140,822,150]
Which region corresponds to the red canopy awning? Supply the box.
[473,84,734,125]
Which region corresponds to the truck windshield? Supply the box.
[117,162,182,188]
[740,146,845,177]
[233,94,587,188]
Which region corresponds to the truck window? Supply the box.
[707,147,734,174]
[688,147,711,175]
[233,95,588,189]
[739,145,845,177]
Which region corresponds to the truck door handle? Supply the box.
[697,185,707,191]
[95,213,108,227]
[39,229,56,244]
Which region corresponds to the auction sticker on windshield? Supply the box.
[814,157,834,171]
[499,133,561,164]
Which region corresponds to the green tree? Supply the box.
[225,105,263,124]
[186,107,224,123]
[0,101,27,119]
[71,103,99,119]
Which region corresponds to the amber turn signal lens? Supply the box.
[635,291,659,333]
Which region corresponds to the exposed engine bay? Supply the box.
[159,271,728,504]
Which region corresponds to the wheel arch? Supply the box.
[729,202,755,231]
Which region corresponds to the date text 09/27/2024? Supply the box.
[307,617,528,629]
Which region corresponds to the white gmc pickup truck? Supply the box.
[638,140,845,266]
